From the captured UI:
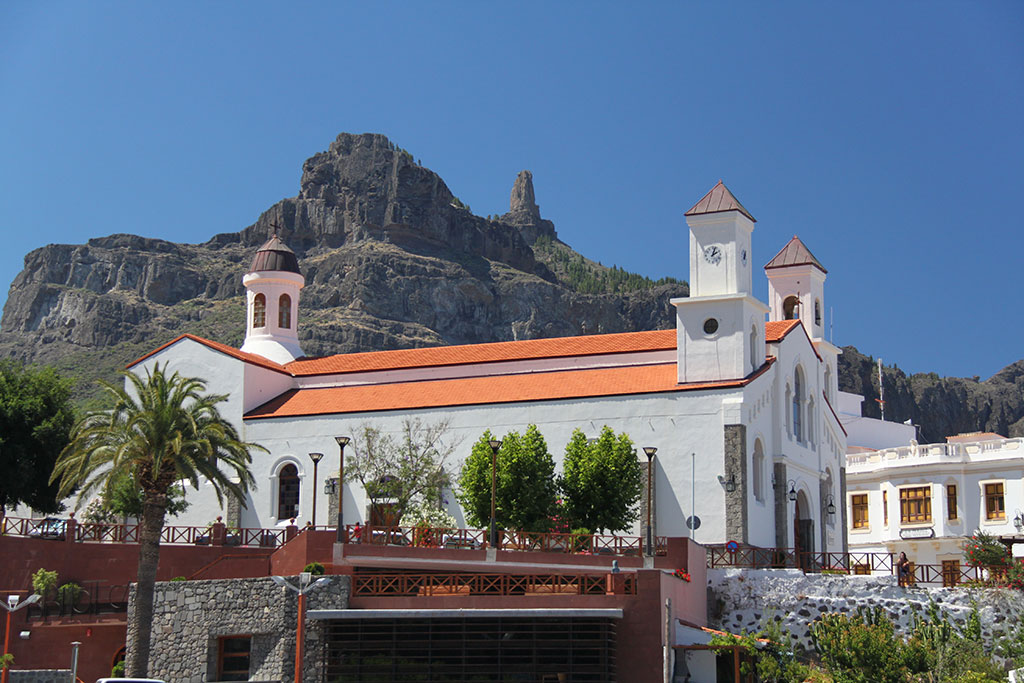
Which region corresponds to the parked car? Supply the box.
[28,518,66,540]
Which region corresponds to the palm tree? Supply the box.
[51,363,263,677]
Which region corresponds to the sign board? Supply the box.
[899,527,935,540]
[725,540,739,553]
[686,515,701,530]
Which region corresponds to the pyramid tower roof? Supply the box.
[764,235,827,273]
[684,180,755,222]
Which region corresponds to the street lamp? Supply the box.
[2,594,40,683]
[788,480,798,502]
[308,452,324,526]
[272,573,331,683]
[488,439,502,549]
[643,447,657,556]
[334,436,350,543]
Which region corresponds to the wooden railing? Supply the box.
[2,516,292,549]
[352,572,635,597]
[343,524,667,557]
[706,545,895,574]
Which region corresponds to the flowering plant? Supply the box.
[963,530,1010,569]
[672,568,692,582]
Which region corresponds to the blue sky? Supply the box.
[2,3,1021,380]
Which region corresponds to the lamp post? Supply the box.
[334,436,350,543]
[488,439,502,549]
[272,573,331,683]
[308,452,323,527]
[2,594,40,683]
[643,447,657,556]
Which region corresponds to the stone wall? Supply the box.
[127,575,350,682]
[10,671,71,683]
[708,568,1024,657]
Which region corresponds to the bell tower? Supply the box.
[673,181,769,383]
[765,235,841,401]
[239,234,305,364]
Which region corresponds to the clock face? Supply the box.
[703,245,722,265]
[741,249,748,266]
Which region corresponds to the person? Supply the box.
[897,551,911,587]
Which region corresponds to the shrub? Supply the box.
[170,576,187,582]
[31,568,58,597]
[57,582,82,608]
[963,530,1010,569]
[303,562,325,576]
[111,660,125,677]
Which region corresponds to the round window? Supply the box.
[703,318,719,335]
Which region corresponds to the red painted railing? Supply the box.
[343,524,667,557]
[1,516,292,549]
[352,572,636,597]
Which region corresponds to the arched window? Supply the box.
[752,439,765,502]
[814,299,822,326]
[793,367,804,442]
[785,384,793,437]
[750,325,759,372]
[253,293,266,328]
[783,296,799,320]
[278,293,291,329]
[824,365,833,403]
[807,396,815,446]
[277,464,299,520]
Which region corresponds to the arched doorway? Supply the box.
[793,490,814,569]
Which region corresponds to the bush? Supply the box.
[31,568,58,597]
[111,660,125,677]
[963,530,1010,569]
[303,562,325,576]
[170,576,187,582]
[57,582,82,608]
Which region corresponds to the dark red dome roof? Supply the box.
[249,235,301,274]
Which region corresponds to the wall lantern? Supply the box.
[825,495,836,516]
[1014,510,1024,533]
[788,480,798,502]
[718,474,737,493]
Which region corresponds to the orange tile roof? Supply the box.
[126,334,291,375]
[946,431,1005,442]
[285,329,677,376]
[764,319,801,342]
[246,359,775,419]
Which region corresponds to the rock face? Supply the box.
[838,346,1024,442]
[0,133,687,401]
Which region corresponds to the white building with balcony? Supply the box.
[845,432,1024,573]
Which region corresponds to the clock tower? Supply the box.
[673,181,769,383]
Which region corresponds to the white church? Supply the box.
[129,181,848,554]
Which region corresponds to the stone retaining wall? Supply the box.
[10,671,71,683]
[708,568,1024,657]
[127,575,349,683]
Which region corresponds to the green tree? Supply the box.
[457,426,558,532]
[345,419,456,524]
[559,426,643,533]
[963,530,1010,569]
[51,363,261,677]
[0,361,75,518]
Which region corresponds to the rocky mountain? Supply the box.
[1,131,1021,440]
[0,133,686,405]
[838,347,1024,443]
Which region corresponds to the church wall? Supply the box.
[237,388,747,542]
[131,340,249,527]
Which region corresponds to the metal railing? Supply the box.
[343,524,667,557]
[352,572,635,597]
[25,580,130,620]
